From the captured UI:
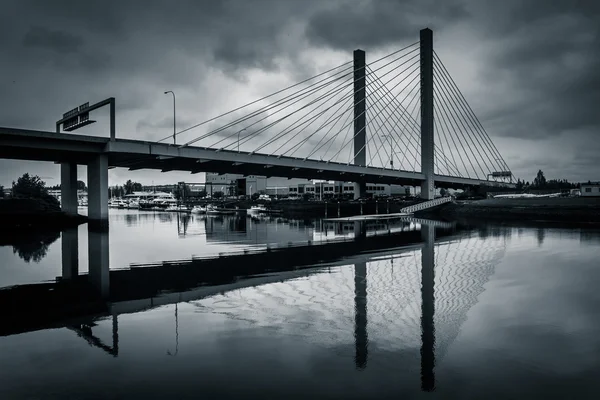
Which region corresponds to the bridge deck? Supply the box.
[0,126,516,189]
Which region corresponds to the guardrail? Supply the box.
[400,196,453,213]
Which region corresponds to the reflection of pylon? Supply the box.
[167,303,179,356]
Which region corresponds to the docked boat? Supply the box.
[247,204,267,215]
[191,205,207,214]
[205,205,237,215]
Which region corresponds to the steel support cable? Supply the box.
[330,63,421,163]
[433,64,493,179]
[433,99,460,176]
[177,46,419,147]
[346,67,421,166]
[364,81,417,170]
[364,108,389,168]
[365,72,422,171]
[215,74,353,152]
[249,82,355,155]
[367,41,420,69]
[433,60,500,177]
[309,62,421,164]
[300,99,353,161]
[433,52,508,173]
[368,70,448,174]
[432,79,477,178]
[227,53,421,154]
[205,73,354,150]
[183,69,354,148]
[429,84,470,178]
[366,65,431,172]
[155,60,353,144]
[433,52,512,177]
[434,115,462,176]
[434,64,513,182]
[276,85,356,158]
[365,73,412,168]
[433,79,487,179]
[309,106,353,161]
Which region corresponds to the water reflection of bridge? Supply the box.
[0,218,508,391]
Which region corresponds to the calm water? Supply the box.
[1,209,600,399]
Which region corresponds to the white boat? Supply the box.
[191,205,207,214]
[247,204,267,215]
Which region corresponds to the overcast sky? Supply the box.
[1,0,598,188]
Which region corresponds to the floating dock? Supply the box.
[323,212,413,222]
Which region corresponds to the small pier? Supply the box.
[323,212,413,223]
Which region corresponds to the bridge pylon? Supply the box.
[420,28,435,200]
[353,49,367,199]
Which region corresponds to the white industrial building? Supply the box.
[580,182,600,197]
[206,173,412,198]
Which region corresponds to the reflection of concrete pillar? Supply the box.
[61,227,79,279]
[60,162,78,215]
[88,227,110,299]
[354,262,368,369]
[87,154,109,230]
[354,221,367,240]
[420,224,435,391]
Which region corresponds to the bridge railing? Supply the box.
[400,196,453,214]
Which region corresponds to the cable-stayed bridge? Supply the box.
[0,28,515,226]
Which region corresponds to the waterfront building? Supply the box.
[581,182,600,197]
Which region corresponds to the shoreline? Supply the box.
[417,197,600,224]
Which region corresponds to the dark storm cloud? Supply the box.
[306,0,469,50]
[468,0,600,140]
[23,26,84,54]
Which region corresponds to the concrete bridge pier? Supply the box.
[87,154,108,230]
[60,162,78,216]
[353,221,367,241]
[354,261,368,369]
[61,227,79,279]
[88,227,110,299]
[353,49,367,200]
[420,223,436,391]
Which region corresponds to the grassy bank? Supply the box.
[418,197,600,223]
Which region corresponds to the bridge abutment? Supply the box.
[87,154,109,230]
[420,28,435,200]
[60,162,78,216]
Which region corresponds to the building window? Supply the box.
[585,187,592,193]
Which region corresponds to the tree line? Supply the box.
[514,170,579,191]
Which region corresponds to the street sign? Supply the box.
[491,171,512,178]
[62,102,96,131]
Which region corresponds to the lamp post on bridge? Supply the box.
[238,128,247,153]
[164,91,176,145]
[380,134,394,169]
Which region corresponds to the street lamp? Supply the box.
[164,91,176,145]
[238,128,247,153]
[380,134,393,169]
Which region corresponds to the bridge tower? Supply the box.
[420,28,435,200]
[353,49,367,199]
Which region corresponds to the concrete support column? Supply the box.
[353,49,367,200]
[60,162,78,215]
[61,227,78,279]
[420,28,435,200]
[89,227,110,299]
[87,154,109,230]
[354,261,368,370]
[420,223,435,391]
